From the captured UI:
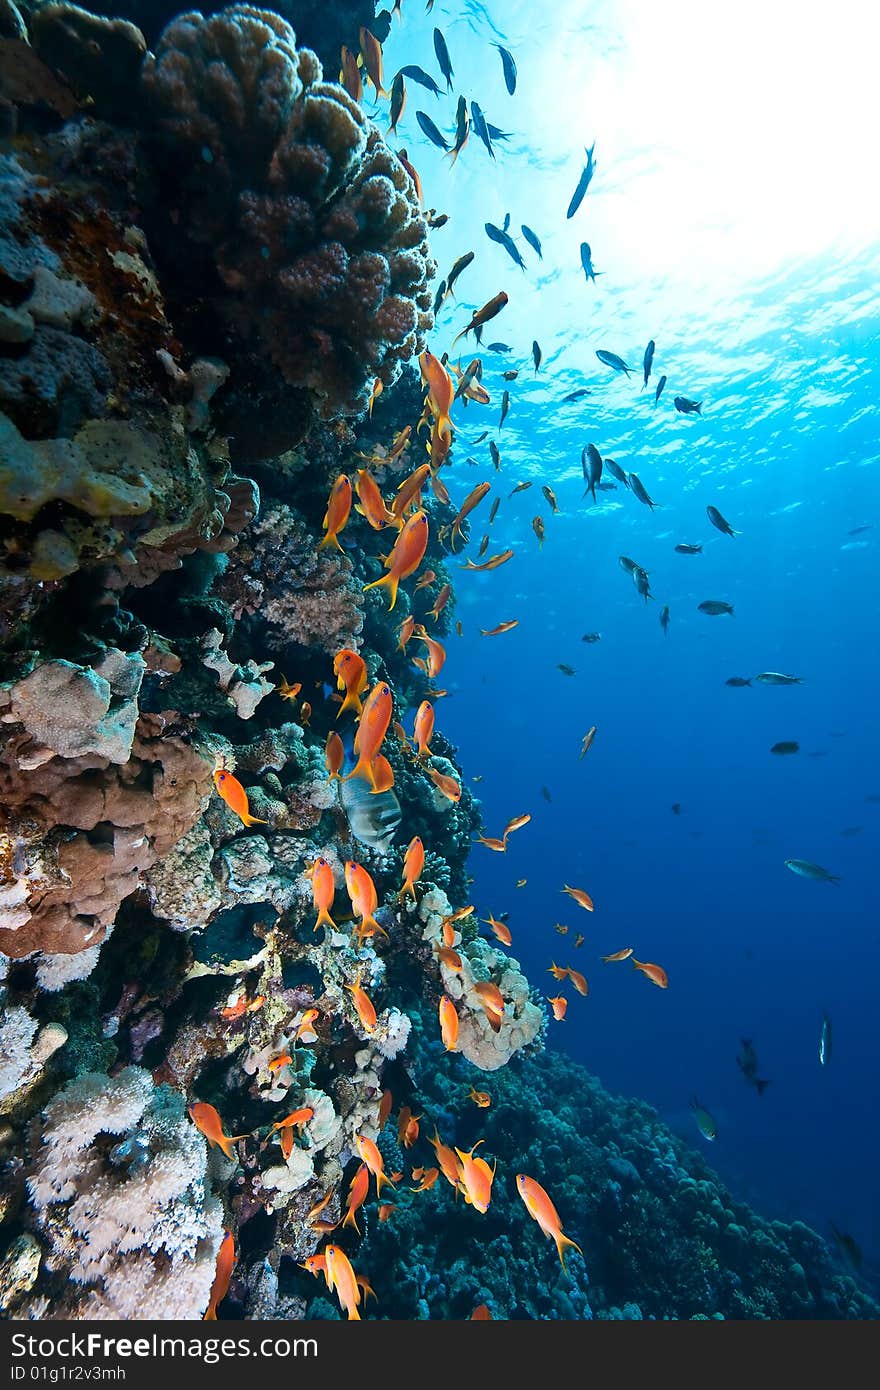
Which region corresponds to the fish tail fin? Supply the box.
[555,1231,583,1273]
[347,1305,361,1320]
[343,754,374,786]
[362,570,400,609]
[203,1307,217,1321]
[376,1169,396,1198]
[342,1208,360,1234]
[241,811,268,827]
[336,689,363,719]
[756,1078,770,1096]
[318,529,343,552]
[314,907,336,931]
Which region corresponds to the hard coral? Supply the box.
[140,6,435,443]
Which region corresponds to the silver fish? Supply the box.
[819,1013,832,1066]
[784,858,840,884]
[340,776,402,854]
[596,349,631,375]
[755,672,803,685]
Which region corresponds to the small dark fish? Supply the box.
[473,430,489,443]
[478,534,489,556]
[561,388,591,403]
[521,225,542,259]
[754,672,802,686]
[433,27,454,91]
[770,741,799,755]
[486,123,513,142]
[502,369,518,380]
[427,212,449,229]
[532,340,542,373]
[399,64,443,97]
[388,72,407,135]
[582,443,602,501]
[542,485,559,514]
[451,292,509,347]
[485,222,526,270]
[707,504,736,537]
[642,339,655,389]
[604,458,628,487]
[737,1039,770,1096]
[445,251,474,297]
[499,390,510,428]
[671,803,682,816]
[725,677,752,687]
[579,242,601,283]
[674,396,702,415]
[698,600,734,616]
[509,481,532,497]
[541,786,552,803]
[432,279,447,315]
[654,374,667,405]
[557,664,576,676]
[674,543,702,554]
[659,605,670,636]
[487,342,510,352]
[628,473,656,509]
[633,567,652,603]
[848,524,872,536]
[581,632,601,644]
[618,555,640,576]
[596,349,631,375]
[567,143,597,219]
[448,95,469,164]
[495,44,517,95]
[819,1012,831,1067]
[690,1097,717,1142]
[489,497,500,524]
[489,441,501,470]
[417,110,450,149]
[470,101,495,158]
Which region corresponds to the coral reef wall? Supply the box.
[0,3,874,1325]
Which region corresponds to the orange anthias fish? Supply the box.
[460,549,514,572]
[300,701,312,726]
[411,1167,440,1192]
[602,947,634,963]
[548,995,568,1021]
[357,1274,378,1305]
[450,481,491,550]
[293,1008,320,1045]
[567,969,589,997]
[378,1203,396,1222]
[439,995,460,1051]
[574,934,585,949]
[414,700,434,756]
[358,26,387,98]
[325,1243,362,1321]
[325,730,344,781]
[270,1107,313,1134]
[484,915,512,945]
[333,648,368,718]
[415,570,437,591]
[267,1052,293,1074]
[279,1128,294,1160]
[355,469,395,529]
[468,1087,491,1109]
[400,835,425,901]
[355,1134,397,1197]
[346,969,378,1032]
[307,1190,336,1226]
[456,1142,496,1213]
[553,923,569,936]
[343,1163,370,1234]
[563,884,595,912]
[436,945,463,972]
[414,632,446,678]
[428,765,461,802]
[188,1103,246,1160]
[391,463,431,526]
[400,1111,421,1148]
[276,675,302,702]
[363,510,430,610]
[548,962,568,981]
[516,1174,583,1272]
[307,856,336,932]
[476,835,507,852]
[419,350,455,440]
[345,681,393,787]
[397,614,416,651]
[367,378,383,417]
[474,981,505,1031]
[213,768,266,828]
[428,1127,462,1190]
[632,958,669,989]
[480,620,519,636]
[378,1089,393,1129]
[471,1304,493,1320]
[345,861,386,943]
[396,147,422,203]
[504,814,531,837]
[319,474,353,551]
[427,583,452,621]
[204,1231,235,1320]
[339,44,362,102]
[368,753,395,795]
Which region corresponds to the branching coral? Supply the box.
[140,6,435,439]
[26,1066,223,1319]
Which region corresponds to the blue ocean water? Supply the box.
[382,0,880,1267]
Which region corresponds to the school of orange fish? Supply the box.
[189,12,678,1322]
